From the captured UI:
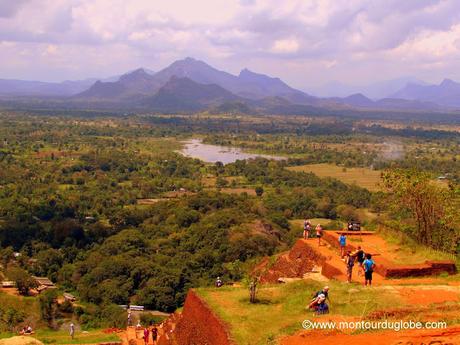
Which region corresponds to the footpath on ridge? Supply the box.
[122,230,458,345]
[257,230,456,285]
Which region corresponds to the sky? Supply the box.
[1,0,460,92]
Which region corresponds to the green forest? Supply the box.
[0,111,459,330]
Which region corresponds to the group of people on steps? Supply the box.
[303,218,376,286]
[304,219,377,315]
[338,233,376,286]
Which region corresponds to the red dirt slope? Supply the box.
[157,290,234,345]
[256,240,326,283]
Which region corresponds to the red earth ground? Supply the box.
[281,326,460,345]
[127,231,459,345]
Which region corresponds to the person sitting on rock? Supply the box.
[308,293,329,315]
[314,286,329,299]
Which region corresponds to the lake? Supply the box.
[179,139,285,164]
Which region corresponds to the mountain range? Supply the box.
[310,77,427,99]
[0,57,459,114]
[390,79,460,108]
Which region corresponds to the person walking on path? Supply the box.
[345,250,355,282]
[339,233,347,258]
[69,322,75,340]
[363,253,376,286]
[353,246,365,276]
[151,326,158,344]
[143,327,150,345]
[127,311,132,327]
[303,219,311,239]
[316,224,323,246]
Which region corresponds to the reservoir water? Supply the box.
[180,139,285,164]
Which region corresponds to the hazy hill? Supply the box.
[312,77,426,99]
[75,68,160,100]
[76,57,316,103]
[391,79,460,108]
[143,76,242,112]
[0,78,97,96]
[1,57,460,114]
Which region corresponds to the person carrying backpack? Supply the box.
[339,233,347,258]
[345,250,355,283]
[363,253,376,286]
[353,246,365,276]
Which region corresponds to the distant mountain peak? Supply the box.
[119,68,150,82]
[440,78,457,87]
[344,93,371,101]
[239,68,252,76]
[238,68,279,81]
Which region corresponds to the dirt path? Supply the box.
[120,327,145,345]
[300,238,386,285]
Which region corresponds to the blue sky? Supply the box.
[1,0,460,91]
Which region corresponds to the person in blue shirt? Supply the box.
[363,253,376,286]
[338,234,347,258]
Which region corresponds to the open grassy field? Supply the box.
[197,280,402,345]
[0,329,120,344]
[287,164,382,191]
[290,218,343,229]
[35,329,120,344]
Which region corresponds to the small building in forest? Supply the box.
[33,276,56,293]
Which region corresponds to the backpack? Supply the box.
[346,255,355,267]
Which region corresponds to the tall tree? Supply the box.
[382,169,459,252]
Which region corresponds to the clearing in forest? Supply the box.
[287,163,381,191]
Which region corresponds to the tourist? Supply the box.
[345,250,355,282]
[363,253,376,286]
[151,326,158,344]
[316,224,323,246]
[215,276,223,287]
[308,293,329,315]
[127,311,132,327]
[303,219,311,239]
[313,286,330,301]
[69,322,75,340]
[339,233,347,258]
[143,327,150,345]
[353,246,365,276]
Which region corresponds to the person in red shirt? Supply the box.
[143,327,150,345]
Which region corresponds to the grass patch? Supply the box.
[287,164,381,191]
[35,329,120,344]
[197,280,402,345]
[377,227,460,266]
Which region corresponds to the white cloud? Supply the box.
[1,0,460,87]
[271,38,299,54]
